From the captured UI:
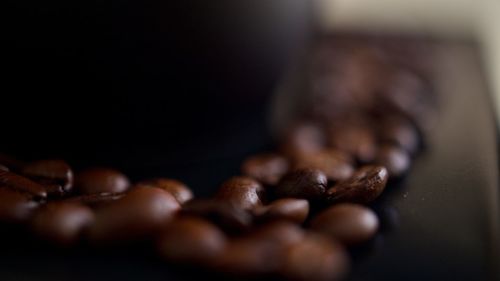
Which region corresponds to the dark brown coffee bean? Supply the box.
[0,170,47,199]
[249,220,305,247]
[294,149,354,182]
[75,168,130,195]
[88,187,180,242]
[215,176,264,210]
[22,160,74,194]
[180,199,252,234]
[327,165,388,204]
[330,125,377,163]
[280,122,326,160]
[280,233,350,281]
[275,169,327,200]
[0,153,25,172]
[310,203,379,245]
[241,153,289,186]
[380,115,419,154]
[0,188,38,223]
[375,145,411,177]
[61,192,125,208]
[137,178,193,204]
[157,217,226,265]
[0,165,9,172]
[254,198,309,224]
[31,202,94,246]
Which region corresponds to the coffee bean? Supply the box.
[215,176,264,210]
[0,165,9,172]
[294,149,354,182]
[75,168,130,195]
[88,187,180,242]
[241,153,289,186]
[275,169,327,200]
[137,178,193,204]
[375,145,411,177]
[31,202,94,246]
[61,192,125,208]
[0,170,47,199]
[330,125,377,163]
[280,122,326,160]
[180,199,252,234]
[0,153,25,172]
[380,115,419,154]
[280,233,349,281]
[22,160,74,194]
[0,188,38,223]
[255,198,309,224]
[327,165,388,204]
[310,203,379,245]
[157,217,226,265]
[249,220,305,247]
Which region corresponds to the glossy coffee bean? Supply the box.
[157,217,226,265]
[0,170,47,199]
[31,202,95,246]
[327,165,388,204]
[75,168,130,194]
[310,203,379,245]
[88,187,180,242]
[275,169,327,200]
[0,188,38,223]
[280,122,326,160]
[138,178,193,204]
[22,160,74,193]
[61,192,125,208]
[255,198,309,224]
[330,125,377,163]
[241,153,289,186]
[295,149,354,182]
[0,164,9,171]
[215,176,264,210]
[375,145,411,177]
[280,233,349,281]
[180,199,252,234]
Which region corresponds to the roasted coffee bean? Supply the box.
[249,220,305,246]
[75,168,130,194]
[137,178,193,204]
[280,122,326,160]
[311,203,379,245]
[254,198,309,224]
[241,153,289,186]
[327,165,388,204]
[215,176,264,210]
[380,115,420,154]
[157,217,226,265]
[280,233,349,281]
[329,125,377,163]
[275,169,327,200]
[0,188,38,223]
[88,187,180,242]
[375,145,411,177]
[31,202,94,246]
[0,153,25,172]
[294,149,354,182]
[0,164,8,171]
[22,160,74,193]
[0,170,47,199]
[61,192,125,208]
[180,199,253,234]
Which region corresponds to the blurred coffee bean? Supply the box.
[0,170,47,199]
[310,203,379,245]
[280,122,326,160]
[61,192,125,208]
[0,153,25,172]
[22,160,74,194]
[275,169,327,200]
[31,202,94,246]
[280,233,349,281]
[0,165,9,171]
[249,221,305,246]
[88,187,180,242]
[157,217,226,265]
[255,198,309,224]
[215,176,264,210]
[137,178,193,204]
[327,165,388,204]
[329,125,377,163]
[0,188,38,223]
[181,199,252,234]
[380,115,420,154]
[76,168,130,195]
[241,153,289,186]
[375,145,411,178]
[295,149,354,182]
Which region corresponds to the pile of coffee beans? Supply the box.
[0,38,434,281]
